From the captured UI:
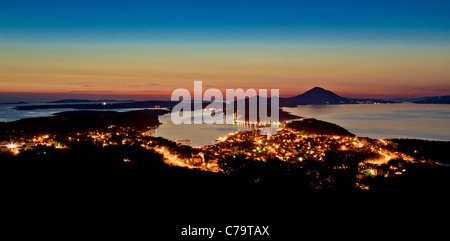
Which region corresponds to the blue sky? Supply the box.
[1,0,449,44]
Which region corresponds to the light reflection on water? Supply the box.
[154,112,258,147]
[283,103,450,141]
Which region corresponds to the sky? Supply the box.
[1,0,450,101]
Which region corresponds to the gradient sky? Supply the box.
[1,0,450,101]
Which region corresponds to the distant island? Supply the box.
[413,95,450,104]
[15,88,450,109]
[0,101,28,105]
[279,87,393,107]
[15,87,396,111]
[390,95,450,104]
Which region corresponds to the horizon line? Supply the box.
[1,87,449,102]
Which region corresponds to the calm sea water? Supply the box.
[1,103,449,145]
[154,111,260,146]
[283,103,450,141]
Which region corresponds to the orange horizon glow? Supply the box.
[1,84,449,101]
[1,43,450,100]
[2,1,450,102]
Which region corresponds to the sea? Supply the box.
[1,102,449,146]
[283,103,450,142]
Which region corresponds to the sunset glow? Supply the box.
[1,0,450,101]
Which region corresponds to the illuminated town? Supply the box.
[1,118,435,191]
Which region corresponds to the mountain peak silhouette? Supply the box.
[302,87,338,96]
[281,87,347,106]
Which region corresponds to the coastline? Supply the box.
[2,107,449,161]
[0,107,449,195]
[2,106,449,146]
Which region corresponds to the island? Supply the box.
[1,108,449,194]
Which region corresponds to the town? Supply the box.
[1,118,433,191]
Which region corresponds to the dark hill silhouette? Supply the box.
[286,118,355,137]
[280,87,391,107]
[281,87,347,106]
[0,109,168,137]
[16,100,178,110]
[49,99,136,104]
[49,99,99,103]
[414,95,450,104]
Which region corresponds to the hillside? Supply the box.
[285,118,355,137]
[0,109,168,137]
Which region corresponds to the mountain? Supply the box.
[280,87,393,107]
[0,101,28,105]
[414,95,450,104]
[279,87,393,107]
[280,87,348,107]
[286,118,355,137]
